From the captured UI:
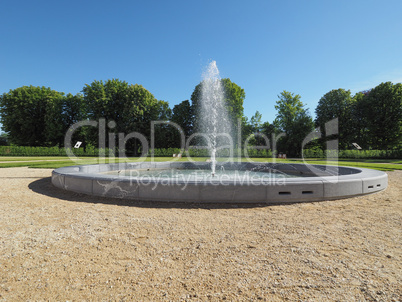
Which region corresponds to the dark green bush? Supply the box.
[0,146,113,157]
[303,148,402,159]
[1,145,400,159]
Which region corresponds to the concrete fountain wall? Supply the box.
[52,162,388,203]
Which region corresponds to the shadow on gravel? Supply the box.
[28,177,309,210]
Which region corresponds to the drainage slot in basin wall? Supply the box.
[302,191,314,195]
[279,192,291,195]
[377,184,381,187]
[368,185,374,189]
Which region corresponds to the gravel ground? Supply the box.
[0,167,401,301]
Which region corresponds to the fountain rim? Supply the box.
[52,161,374,183]
[51,161,388,203]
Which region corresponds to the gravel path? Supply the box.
[0,167,401,301]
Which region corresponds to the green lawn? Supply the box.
[0,156,401,171]
[0,156,71,161]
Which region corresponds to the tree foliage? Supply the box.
[152,100,175,149]
[274,91,314,156]
[44,93,86,147]
[350,92,369,148]
[361,82,402,149]
[250,110,263,131]
[243,111,267,147]
[171,100,193,137]
[274,91,305,132]
[0,132,8,146]
[1,78,400,154]
[0,86,66,146]
[220,78,245,124]
[167,100,194,148]
[314,89,354,149]
[82,79,163,153]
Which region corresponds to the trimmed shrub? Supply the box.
[0,146,113,157]
[302,148,402,159]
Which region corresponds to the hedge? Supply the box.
[303,148,402,159]
[1,145,401,159]
[0,146,112,157]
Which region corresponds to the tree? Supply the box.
[274,91,314,156]
[361,82,402,149]
[61,93,87,148]
[169,100,194,148]
[275,91,305,132]
[152,100,176,149]
[250,110,263,132]
[0,86,64,146]
[82,79,162,154]
[350,92,369,148]
[261,121,279,146]
[44,93,86,147]
[171,100,194,138]
[63,93,86,128]
[315,89,354,149]
[0,132,8,146]
[44,94,65,146]
[221,78,246,124]
[243,111,265,147]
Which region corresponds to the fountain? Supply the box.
[198,61,231,176]
[52,61,388,203]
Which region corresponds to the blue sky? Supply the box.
[1,0,402,127]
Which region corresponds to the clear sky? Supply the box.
[1,0,402,126]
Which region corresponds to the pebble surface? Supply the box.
[0,167,401,301]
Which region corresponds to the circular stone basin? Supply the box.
[52,162,388,203]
